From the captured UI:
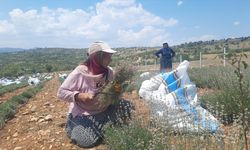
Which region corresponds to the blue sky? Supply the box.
[0,0,249,48]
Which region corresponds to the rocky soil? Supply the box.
[0,75,150,150]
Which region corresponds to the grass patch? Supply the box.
[104,121,170,150]
[0,82,29,96]
[189,66,250,125]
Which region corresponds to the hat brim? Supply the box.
[102,49,117,54]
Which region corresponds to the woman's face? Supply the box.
[101,52,113,67]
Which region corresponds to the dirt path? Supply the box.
[0,86,30,104]
[0,75,146,150]
[0,75,80,150]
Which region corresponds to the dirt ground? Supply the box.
[0,86,30,104]
[0,75,76,150]
[0,74,151,150]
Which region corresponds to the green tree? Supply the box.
[45,64,53,72]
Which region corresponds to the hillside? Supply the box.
[173,36,250,54]
[113,36,250,67]
[0,48,26,53]
[0,48,88,78]
[1,36,250,78]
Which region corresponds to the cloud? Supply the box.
[117,26,170,47]
[233,21,240,26]
[177,1,183,6]
[0,20,16,33]
[0,0,178,48]
[101,0,136,7]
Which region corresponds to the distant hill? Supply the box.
[0,36,250,77]
[173,36,250,54]
[0,48,88,78]
[0,48,26,53]
[114,36,250,66]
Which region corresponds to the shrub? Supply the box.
[21,90,34,98]
[104,121,169,150]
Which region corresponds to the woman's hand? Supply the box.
[75,93,95,102]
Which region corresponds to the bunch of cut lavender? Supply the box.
[96,63,135,105]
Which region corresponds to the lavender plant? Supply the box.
[96,63,135,105]
[226,52,249,150]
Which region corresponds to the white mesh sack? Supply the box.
[139,60,222,133]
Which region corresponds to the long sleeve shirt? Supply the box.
[155,47,175,59]
[57,65,114,117]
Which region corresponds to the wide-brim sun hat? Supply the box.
[88,41,117,55]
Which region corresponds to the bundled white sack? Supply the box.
[139,60,222,133]
[28,77,40,86]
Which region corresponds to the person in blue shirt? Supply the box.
[155,42,175,72]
